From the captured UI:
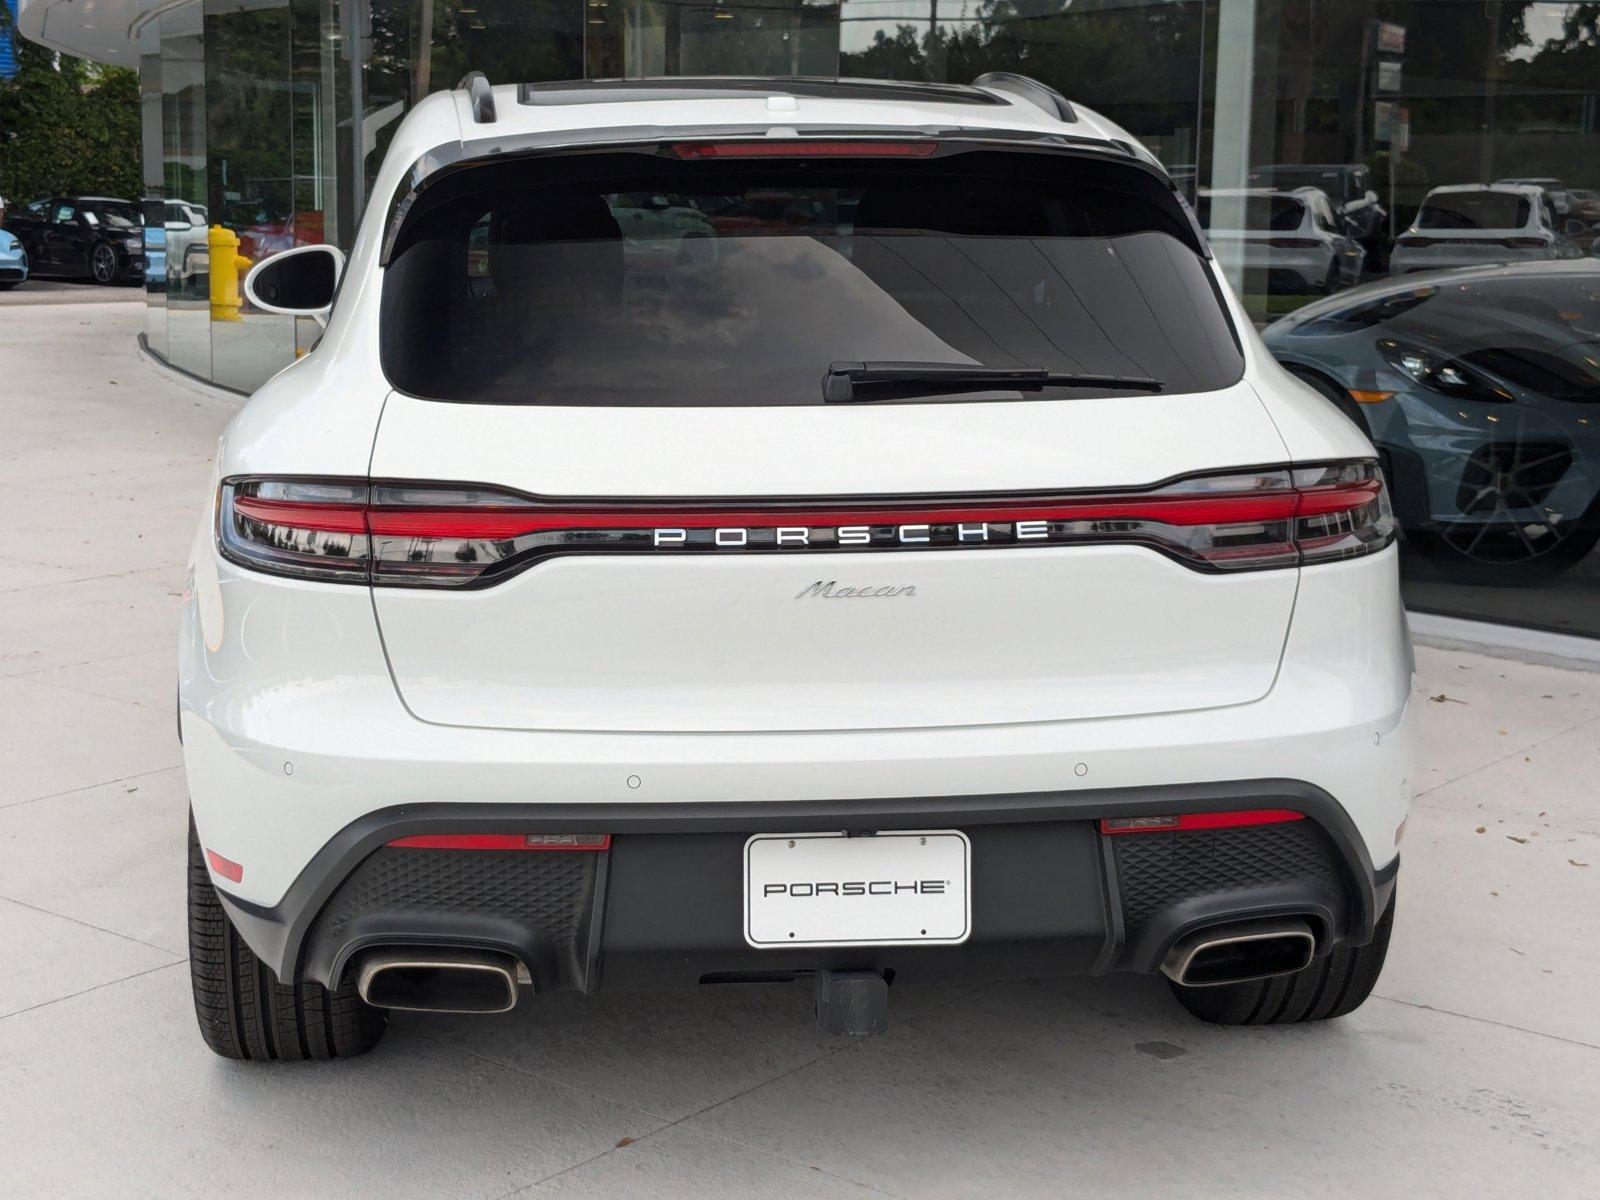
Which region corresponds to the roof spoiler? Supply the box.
[970,72,1077,124]
[458,71,497,124]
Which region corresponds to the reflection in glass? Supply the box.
[139,20,167,361]
[1204,2,1600,635]
[161,5,211,380]
[206,0,299,392]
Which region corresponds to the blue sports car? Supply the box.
[1264,259,1600,581]
[0,226,28,288]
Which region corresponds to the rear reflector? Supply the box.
[1099,810,1305,835]
[205,848,245,882]
[387,833,612,851]
[217,461,1395,588]
[672,140,939,159]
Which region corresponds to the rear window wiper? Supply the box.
[822,361,1163,402]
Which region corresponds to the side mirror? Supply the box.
[244,243,345,323]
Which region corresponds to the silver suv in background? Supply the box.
[1249,163,1388,269]
[1392,184,1582,274]
[1199,186,1366,293]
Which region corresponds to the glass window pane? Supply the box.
[161,4,211,381]
[205,0,298,392]
[1232,1,1600,636]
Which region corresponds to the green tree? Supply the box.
[0,19,141,203]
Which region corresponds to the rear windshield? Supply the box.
[380,150,1243,406]
[1195,194,1304,232]
[1417,192,1530,231]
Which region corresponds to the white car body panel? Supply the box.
[373,547,1299,732]
[369,383,1298,732]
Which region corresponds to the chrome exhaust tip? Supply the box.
[1161,918,1316,988]
[356,949,524,1014]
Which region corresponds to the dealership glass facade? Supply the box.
[132,0,1600,637]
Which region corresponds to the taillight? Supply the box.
[219,480,370,582]
[1289,461,1397,564]
[216,462,1396,588]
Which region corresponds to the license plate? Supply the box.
[743,831,971,949]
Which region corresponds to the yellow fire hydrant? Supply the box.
[208,226,252,322]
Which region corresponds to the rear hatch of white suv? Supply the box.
[358,138,1303,733]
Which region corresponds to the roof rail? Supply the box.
[970,72,1076,124]
[458,71,497,124]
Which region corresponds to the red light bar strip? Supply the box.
[673,140,939,159]
[241,484,1383,542]
[1294,479,1383,516]
[206,847,245,882]
[233,496,368,534]
[1098,809,1305,835]
[388,834,613,851]
[384,494,1313,538]
[364,495,1302,539]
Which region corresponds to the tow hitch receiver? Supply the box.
[815,969,889,1036]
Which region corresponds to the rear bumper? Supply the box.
[216,782,1396,990]
[182,540,1415,916]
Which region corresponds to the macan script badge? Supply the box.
[794,581,917,599]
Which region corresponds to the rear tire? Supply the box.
[188,819,386,1060]
[1169,890,1394,1025]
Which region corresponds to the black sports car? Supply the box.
[1,196,146,284]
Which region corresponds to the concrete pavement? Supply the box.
[2,298,1598,1198]
[0,277,145,305]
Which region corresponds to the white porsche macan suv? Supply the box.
[180,73,1414,1060]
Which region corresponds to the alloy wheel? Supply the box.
[91,244,119,284]
[1438,409,1579,565]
